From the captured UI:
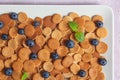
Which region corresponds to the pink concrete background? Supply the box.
[0,0,119,80]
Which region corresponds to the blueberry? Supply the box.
[1,34,8,40]
[51,52,59,60]
[41,71,50,78]
[90,39,99,46]
[66,40,75,48]
[18,29,24,35]
[0,21,4,29]
[4,68,13,76]
[10,12,18,20]
[95,21,103,28]
[33,21,40,27]
[26,39,35,47]
[98,58,107,66]
[77,70,86,77]
[30,53,38,60]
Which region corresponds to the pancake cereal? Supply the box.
[52,14,62,24]
[0,12,108,80]
[18,12,28,23]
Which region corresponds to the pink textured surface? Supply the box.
[0,0,119,80]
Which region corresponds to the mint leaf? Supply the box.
[68,21,78,32]
[75,32,85,42]
[21,72,28,80]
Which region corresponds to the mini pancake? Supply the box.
[33,59,41,67]
[74,17,85,27]
[2,46,14,58]
[12,71,22,80]
[43,16,56,29]
[96,27,108,38]
[82,53,93,62]
[53,59,64,71]
[18,12,28,23]
[18,47,31,61]
[84,45,95,54]
[70,44,80,53]
[38,49,50,61]
[35,35,45,47]
[70,63,80,74]
[4,59,12,68]
[43,61,54,72]
[43,27,52,37]
[89,67,97,79]
[96,42,108,54]
[24,25,35,38]
[68,12,79,19]
[92,15,103,22]
[62,55,73,68]
[8,39,18,50]
[73,53,81,63]
[92,51,100,58]
[48,38,60,50]
[57,46,68,57]
[12,60,23,72]
[79,62,91,70]
[90,58,99,67]
[81,15,90,22]
[84,21,96,32]
[30,44,41,53]
[51,29,62,41]
[63,16,73,23]
[58,21,69,31]
[94,65,102,72]
[80,39,91,49]
[23,60,35,72]
[85,32,99,40]
[33,73,44,80]
[52,13,62,24]
[9,27,18,38]
[77,47,85,55]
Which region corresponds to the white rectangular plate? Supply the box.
[0,5,113,80]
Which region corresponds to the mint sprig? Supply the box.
[75,32,85,42]
[21,72,28,80]
[68,21,85,42]
[68,21,78,32]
